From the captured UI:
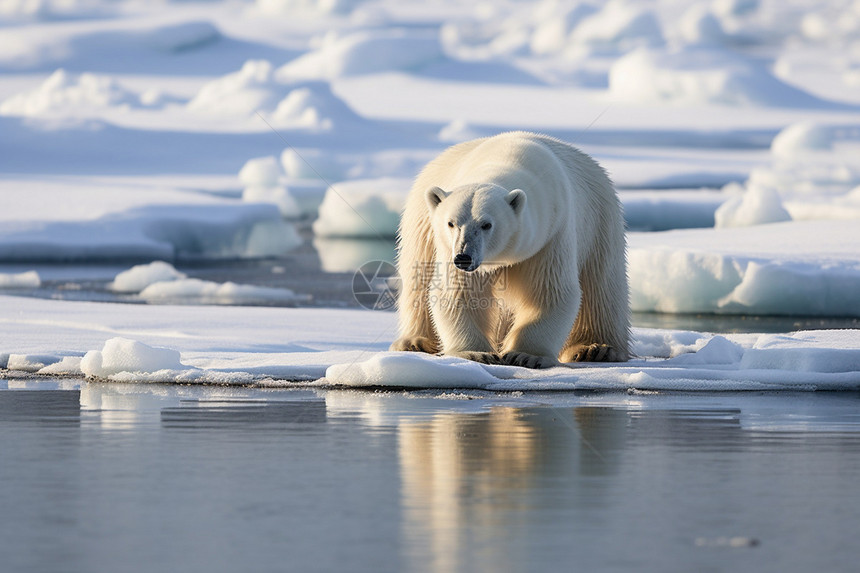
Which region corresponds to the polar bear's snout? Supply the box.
[454,253,474,271]
[453,227,483,271]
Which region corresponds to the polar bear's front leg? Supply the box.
[429,268,501,364]
[498,263,580,369]
[499,310,573,369]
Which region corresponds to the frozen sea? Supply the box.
[3,0,860,571]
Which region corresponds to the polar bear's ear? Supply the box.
[507,189,526,215]
[425,186,448,211]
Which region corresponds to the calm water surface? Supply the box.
[3,380,860,573]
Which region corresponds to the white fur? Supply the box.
[391,131,630,366]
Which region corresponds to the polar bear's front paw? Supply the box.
[390,336,439,354]
[501,351,557,369]
[560,344,623,363]
[448,351,503,365]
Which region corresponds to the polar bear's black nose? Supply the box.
[454,254,473,271]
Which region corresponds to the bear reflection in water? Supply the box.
[398,406,629,572]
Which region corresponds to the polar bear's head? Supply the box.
[425,183,526,272]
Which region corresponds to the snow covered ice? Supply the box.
[1,0,859,390]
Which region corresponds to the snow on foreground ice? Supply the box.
[1,295,859,391]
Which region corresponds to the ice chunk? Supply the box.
[6,353,61,372]
[139,278,308,306]
[239,156,282,187]
[325,352,499,388]
[719,261,860,317]
[714,186,791,228]
[81,337,185,378]
[242,186,302,218]
[668,335,744,365]
[37,355,83,376]
[109,261,186,293]
[311,178,407,238]
[629,220,860,317]
[629,248,742,314]
[0,270,40,288]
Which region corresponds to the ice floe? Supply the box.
[2,295,858,390]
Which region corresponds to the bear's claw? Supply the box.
[501,351,557,369]
[446,351,504,365]
[561,343,621,362]
[390,336,439,354]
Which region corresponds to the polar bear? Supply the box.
[390,131,630,368]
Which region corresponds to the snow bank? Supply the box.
[144,21,221,54]
[276,29,443,81]
[609,47,833,107]
[0,270,41,288]
[190,59,367,123]
[139,278,308,306]
[188,60,284,116]
[0,69,143,117]
[771,122,860,158]
[271,81,363,130]
[311,178,407,238]
[529,2,598,56]
[109,261,186,293]
[629,220,860,316]
[256,0,361,16]
[676,5,728,46]
[569,0,663,54]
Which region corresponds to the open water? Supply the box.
[3,380,860,573]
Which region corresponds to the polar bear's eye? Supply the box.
[447,221,454,228]
[481,222,492,230]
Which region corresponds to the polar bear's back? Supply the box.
[408,131,619,257]
[414,131,612,201]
